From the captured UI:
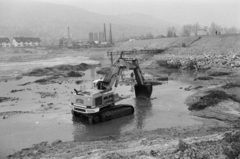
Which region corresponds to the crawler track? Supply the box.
[73,104,134,124]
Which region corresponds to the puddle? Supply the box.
[0,65,221,158]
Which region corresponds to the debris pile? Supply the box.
[156,49,240,70]
[170,130,240,159]
[36,92,57,98]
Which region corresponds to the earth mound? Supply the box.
[24,63,91,77]
[96,67,111,74]
[206,68,231,76]
[186,89,240,121]
[22,63,90,84]
[186,90,239,111]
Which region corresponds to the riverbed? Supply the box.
[0,63,226,158]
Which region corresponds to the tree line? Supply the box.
[167,22,240,37]
[117,22,240,42]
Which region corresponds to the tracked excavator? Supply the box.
[70,52,153,124]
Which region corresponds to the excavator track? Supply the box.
[86,104,134,124]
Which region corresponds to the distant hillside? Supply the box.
[0,0,179,44]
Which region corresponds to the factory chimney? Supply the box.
[67,27,71,46]
[109,23,112,44]
[104,23,107,42]
[68,27,70,39]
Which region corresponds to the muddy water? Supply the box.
[71,68,205,141]
[0,66,222,158]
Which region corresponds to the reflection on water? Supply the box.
[90,67,96,80]
[72,114,134,141]
[71,98,153,141]
[83,67,101,81]
[144,68,199,81]
[134,98,152,129]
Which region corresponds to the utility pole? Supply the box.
[107,51,114,66]
[110,52,113,66]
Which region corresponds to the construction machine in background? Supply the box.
[70,51,153,124]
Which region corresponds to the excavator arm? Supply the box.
[97,52,152,99]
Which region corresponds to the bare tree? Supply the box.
[192,23,200,36]
[167,27,177,37]
[181,25,192,36]
[225,27,238,34]
[145,32,154,39]
[209,22,222,35]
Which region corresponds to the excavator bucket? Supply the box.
[134,84,153,99]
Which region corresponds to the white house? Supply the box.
[0,37,11,47]
[12,37,41,47]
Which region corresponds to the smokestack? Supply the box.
[68,27,70,39]
[104,23,106,42]
[109,23,112,44]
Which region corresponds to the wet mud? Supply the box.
[186,90,240,111]
[0,97,19,103]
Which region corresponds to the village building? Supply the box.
[0,37,11,47]
[12,37,41,47]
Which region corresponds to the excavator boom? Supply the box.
[97,52,152,99]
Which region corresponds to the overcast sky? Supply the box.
[32,0,240,28]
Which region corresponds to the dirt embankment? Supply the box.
[125,34,240,70]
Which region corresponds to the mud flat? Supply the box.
[4,65,240,159]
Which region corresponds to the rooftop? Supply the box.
[0,37,10,43]
[13,37,41,43]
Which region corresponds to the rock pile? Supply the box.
[157,49,240,70]
[171,130,240,159]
